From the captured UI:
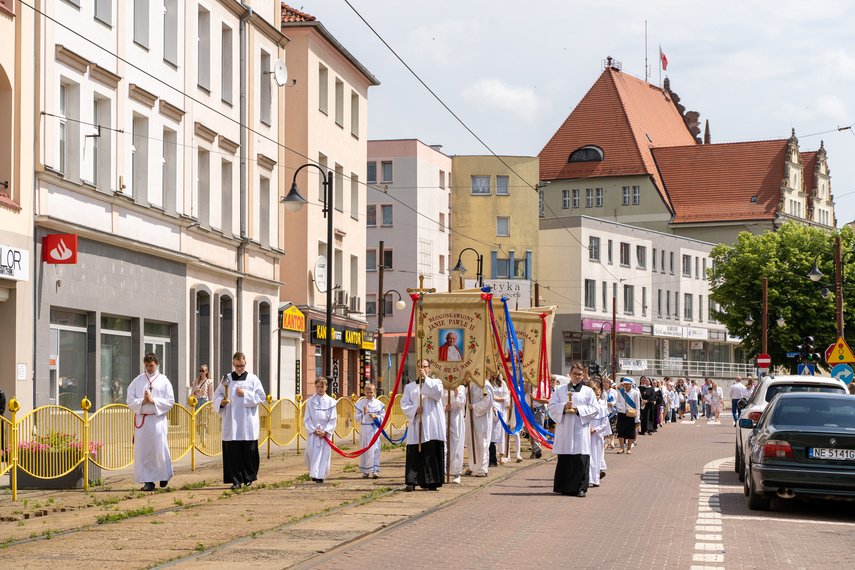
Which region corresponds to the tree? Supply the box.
[708,222,855,373]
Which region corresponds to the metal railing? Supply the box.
[1,393,404,500]
[618,358,756,378]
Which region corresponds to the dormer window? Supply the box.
[569,145,604,163]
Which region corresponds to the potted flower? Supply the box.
[14,431,103,489]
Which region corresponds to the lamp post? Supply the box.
[451,247,484,289]
[376,287,406,396]
[808,236,852,339]
[281,163,333,393]
[742,278,785,355]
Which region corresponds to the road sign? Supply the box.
[826,337,855,364]
[831,364,854,385]
[756,353,771,368]
[786,352,799,357]
[798,364,815,376]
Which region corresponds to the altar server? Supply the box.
[401,360,446,491]
[127,352,175,491]
[355,382,384,478]
[548,363,598,497]
[588,381,612,487]
[464,378,494,477]
[303,376,337,483]
[489,373,510,466]
[214,352,266,490]
[443,383,467,483]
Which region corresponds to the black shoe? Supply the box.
[600,471,606,479]
[230,483,241,490]
[529,452,538,459]
[245,481,252,487]
[159,480,168,488]
[577,490,587,498]
[535,451,542,459]
[141,482,155,491]
[404,485,415,492]
[315,479,323,484]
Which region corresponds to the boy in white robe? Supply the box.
[443,384,467,483]
[401,360,446,491]
[464,380,494,477]
[127,352,175,491]
[213,352,266,490]
[303,376,337,483]
[489,375,509,465]
[355,382,384,478]
[588,382,612,487]
[549,363,598,497]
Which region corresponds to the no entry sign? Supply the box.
[756,353,771,368]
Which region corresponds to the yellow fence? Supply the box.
[1,394,404,500]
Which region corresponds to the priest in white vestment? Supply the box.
[464,380,494,477]
[214,352,266,490]
[303,376,337,483]
[354,382,384,478]
[548,364,598,497]
[127,352,175,491]
[401,360,446,491]
[443,384,467,483]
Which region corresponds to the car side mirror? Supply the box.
[737,398,748,410]
[738,418,755,429]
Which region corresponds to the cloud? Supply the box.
[461,78,541,120]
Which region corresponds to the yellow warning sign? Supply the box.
[827,337,855,364]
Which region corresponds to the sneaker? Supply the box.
[451,476,461,484]
[372,473,379,479]
[362,473,369,478]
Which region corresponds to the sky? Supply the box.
[300,0,855,224]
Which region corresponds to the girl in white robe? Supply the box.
[443,385,467,483]
[490,374,509,465]
[588,383,612,487]
[303,377,338,483]
[465,381,494,477]
[127,355,175,490]
[354,383,384,478]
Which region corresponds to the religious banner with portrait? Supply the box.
[419,291,506,389]
[506,306,556,390]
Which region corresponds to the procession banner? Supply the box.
[421,291,505,389]
[508,306,556,389]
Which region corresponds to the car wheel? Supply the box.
[746,464,771,511]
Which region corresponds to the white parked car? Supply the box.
[734,374,847,482]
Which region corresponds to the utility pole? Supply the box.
[377,241,386,395]
[762,277,768,355]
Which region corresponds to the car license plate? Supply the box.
[809,448,855,460]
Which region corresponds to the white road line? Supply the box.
[690,457,730,570]
[720,515,855,527]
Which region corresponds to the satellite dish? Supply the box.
[273,60,288,87]
[314,255,327,293]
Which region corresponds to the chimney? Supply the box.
[704,120,711,144]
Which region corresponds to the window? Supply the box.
[497,217,510,236]
[351,91,359,137]
[366,249,377,271]
[381,204,393,226]
[317,153,327,200]
[220,159,232,235]
[596,188,604,207]
[652,248,657,271]
[164,0,178,65]
[513,257,526,278]
[589,236,600,261]
[382,249,393,270]
[367,162,376,183]
[613,283,618,309]
[471,175,490,195]
[619,242,630,267]
[318,64,328,113]
[624,285,634,314]
[58,83,68,175]
[220,25,232,102]
[497,176,509,195]
[259,50,271,125]
[131,114,148,199]
[682,254,691,277]
[160,128,176,211]
[702,258,707,279]
[197,148,210,227]
[622,186,630,205]
[256,302,271,393]
[584,280,596,310]
[657,289,662,317]
[674,295,680,319]
[134,0,149,48]
[661,250,666,274]
[95,0,112,25]
[562,189,570,209]
[197,7,210,91]
[632,186,640,205]
[698,295,703,321]
[259,176,270,247]
[381,161,393,183]
[684,293,693,320]
[195,291,211,384]
[365,294,376,316]
[666,291,671,318]
[350,174,358,220]
[334,78,344,127]
[572,189,580,208]
[636,246,646,269]
[350,255,359,297]
[383,293,395,316]
[439,255,445,274]
[708,298,718,323]
[366,205,377,227]
[89,97,110,188]
[602,282,608,313]
[332,164,343,212]
[669,252,675,274]
[695,257,700,279]
[439,170,445,188]
[586,188,594,207]
[100,317,132,409]
[607,240,613,264]
[439,212,446,232]
[495,258,510,279]
[569,145,604,162]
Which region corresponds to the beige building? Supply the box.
[450,155,539,300]
[31,1,287,410]
[0,1,36,412]
[280,5,379,399]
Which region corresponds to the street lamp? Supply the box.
[745,307,785,328]
[451,247,483,289]
[281,163,333,392]
[375,288,407,396]
[807,236,853,339]
[740,277,785,356]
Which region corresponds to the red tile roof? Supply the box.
[281,3,316,22]
[652,140,788,224]
[539,67,697,212]
[0,189,21,211]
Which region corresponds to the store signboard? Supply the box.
[0,243,29,281]
[582,318,643,334]
[654,324,684,338]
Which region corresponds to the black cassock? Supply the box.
[639,386,656,434]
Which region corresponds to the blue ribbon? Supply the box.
[372,418,407,444]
